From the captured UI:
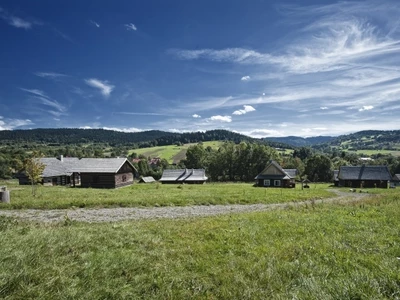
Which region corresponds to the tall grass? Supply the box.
[0,192,399,299]
[0,180,335,210]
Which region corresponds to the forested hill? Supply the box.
[264,136,335,147]
[0,128,291,148]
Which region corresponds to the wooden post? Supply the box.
[0,187,10,203]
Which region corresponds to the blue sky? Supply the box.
[1,0,400,137]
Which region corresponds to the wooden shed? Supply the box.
[71,158,138,188]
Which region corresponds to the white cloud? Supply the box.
[85,78,115,97]
[232,105,256,115]
[192,114,201,118]
[241,75,251,81]
[20,88,67,115]
[80,126,143,133]
[90,20,100,28]
[209,115,232,122]
[0,117,33,130]
[320,106,328,110]
[359,105,374,111]
[125,23,137,31]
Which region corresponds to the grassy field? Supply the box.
[129,141,223,163]
[0,180,334,210]
[0,190,399,298]
[346,149,400,157]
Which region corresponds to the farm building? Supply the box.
[337,165,392,188]
[16,156,80,186]
[71,158,138,188]
[255,160,296,188]
[159,169,207,184]
[139,176,156,183]
[17,156,138,189]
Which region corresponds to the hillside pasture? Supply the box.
[129,141,223,163]
[0,190,399,298]
[345,149,400,157]
[0,180,334,210]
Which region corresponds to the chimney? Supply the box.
[59,155,64,162]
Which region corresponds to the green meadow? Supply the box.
[129,141,223,163]
[0,189,399,299]
[0,180,334,210]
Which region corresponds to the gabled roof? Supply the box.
[160,169,207,182]
[40,157,80,177]
[140,176,156,183]
[255,161,296,180]
[338,165,392,181]
[71,158,137,173]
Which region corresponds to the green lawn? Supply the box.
[346,149,400,157]
[129,141,223,163]
[0,191,399,299]
[0,180,334,210]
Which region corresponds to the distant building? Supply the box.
[159,169,207,184]
[337,165,392,188]
[139,176,156,183]
[254,160,296,188]
[393,174,400,187]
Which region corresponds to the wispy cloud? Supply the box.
[113,112,169,116]
[125,23,137,31]
[241,76,251,81]
[85,78,115,97]
[0,8,32,29]
[35,72,67,79]
[232,105,256,115]
[209,115,232,122]
[192,114,201,118]
[20,88,67,116]
[90,20,100,28]
[80,126,143,133]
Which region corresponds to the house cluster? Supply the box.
[17,156,399,189]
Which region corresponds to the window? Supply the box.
[263,179,270,186]
[274,180,281,187]
[122,174,127,182]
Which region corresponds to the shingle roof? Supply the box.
[338,165,392,181]
[70,158,136,173]
[40,157,80,177]
[160,169,207,182]
[38,157,136,177]
[283,169,298,178]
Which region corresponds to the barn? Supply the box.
[337,165,392,188]
[71,158,138,188]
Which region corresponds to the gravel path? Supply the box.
[0,190,373,223]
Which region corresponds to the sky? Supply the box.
[1,0,400,138]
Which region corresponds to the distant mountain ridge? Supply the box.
[264,136,336,147]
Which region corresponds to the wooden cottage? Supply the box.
[17,156,80,186]
[255,161,296,188]
[337,165,392,188]
[159,169,207,184]
[71,158,138,188]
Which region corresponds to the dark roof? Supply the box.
[255,161,295,180]
[338,165,392,181]
[71,158,136,173]
[160,169,207,182]
[139,176,156,183]
[393,174,400,182]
